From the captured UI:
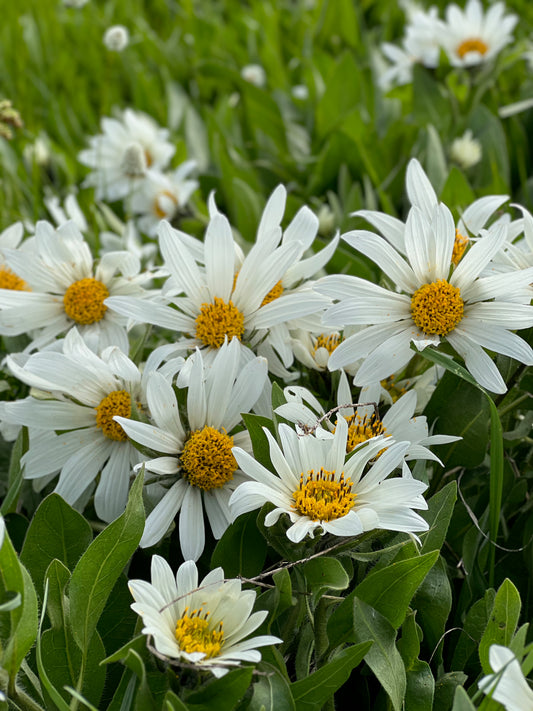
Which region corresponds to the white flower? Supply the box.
[44,193,88,232]
[479,644,533,710]
[0,220,149,354]
[317,160,533,393]
[106,185,333,374]
[114,339,269,559]
[450,130,482,169]
[130,162,198,237]
[129,556,281,678]
[1,329,149,522]
[78,109,175,202]
[230,418,429,543]
[63,0,89,7]
[103,25,129,52]
[275,371,459,469]
[440,0,517,67]
[291,85,309,100]
[241,64,266,87]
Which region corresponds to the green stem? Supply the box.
[314,597,332,667]
[497,392,530,418]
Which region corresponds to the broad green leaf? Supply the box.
[452,687,477,711]
[242,413,276,470]
[316,53,363,137]
[353,599,406,711]
[69,470,145,652]
[397,612,421,669]
[0,525,38,684]
[102,634,147,665]
[211,511,267,578]
[291,641,372,711]
[248,662,295,711]
[164,690,190,711]
[184,667,253,711]
[20,493,92,594]
[412,557,452,661]
[434,672,468,711]
[36,581,71,711]
[97,573,138,657]
[120,648,158,711]
[328,551,438,640]
[302,557,349,600]
[479,578,521,673]
[420,482,458,555]
[405,660,435,711]
[44,559,70,630]
[439,166,475,211]
[412,65,451,131]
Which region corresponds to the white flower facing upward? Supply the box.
[230,418,429,543]
[114,339,269,559]
[0,220,149,354]
[316,162,533,394]
[78,109,175,202]
[440,0,517,67]
[129,556,281,678]
[130,161,198,237]
[478,644,533,710]
[1,329,149,522]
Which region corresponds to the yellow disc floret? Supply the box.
[153,190,178,219]
[175,607,224,658]
[313,333,342,356]
[410,279,464,336]
[195,297,245,349]
[181,426,237,490]
[345,413,387,453]
[380,375,407,404]
[260,280,284,307]
[456,38,489,59]
[452,229,469,267]
[95,390,132,441]
[63,277,109,325]
[292,468,355,522]
[0,265,29,291]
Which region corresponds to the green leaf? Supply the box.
[211,511,267,578]
[411,557,452,661]
[434,672,468,711]
[184,667,253,711]
[291,641,372,711]
[352,599,406,711]
[248,662,295,711]
[0,525,38,684]
[164,690,190,711]
[439,166,475,211]
[451,687,477,711]
[0,427,28,516]
[302,557,349,600]
[397,612,421,669]
[242,413,276,470]
[44,558,70,630]
[20,493,92,594]
[479,578,521,673]
[420,482,458,555]
[405,660,435,711]
[120,648,158,711]
[316,53,363,137]
[69,469,145,652]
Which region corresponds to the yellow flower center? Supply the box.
[456,37,489,59]
[95,390,131,441]
[195,297,245,349]
[175,607,224,658]
[380,375,407,404]
[345,413,387,453]
[181,426,237,490]
[153,190,178,219]
[63,277,109,325]
[0,265,29,291]
[410,279,464,336]
[312,333,342,356]
[260,280,284,307]
[452,229,469,267]
[292,468,355,522]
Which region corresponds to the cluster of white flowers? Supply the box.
[379,0,518,90]
[78,108,198,236]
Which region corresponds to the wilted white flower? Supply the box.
[450,130,482,169]
[103,25,129,52]
[479,644,533,710]
[129,556,281,678]
[241,64,266,87]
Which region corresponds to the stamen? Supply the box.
[344,413,387,453]
[380,375,407,404]
[175,607,224,658]
[410,279,464,336]
[63,277,109,325]
[153,190,178,219]
[452,229,469,267]
[0,265,29,291]
[195,297,245,349]
[260,280,283,307]
[456,38,489,59]
[95,390,131,441]
[181,426,237,490]
[292,467,355,521]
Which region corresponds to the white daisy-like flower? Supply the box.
[275,371,460,469]
[129,556,281,678]
[291,329,345,372]
[78,109,175,202]
[478,644,533,710]
[440,0,517,68]
[1,329,150,522]
[130,162,198,237]
[114,338,269,559]
[106,185,333,373]
[241,64,267,87]
[0,222,27,292]
[317,166,533,393]
[0,220,150,354]
[229,418,429,543]
[43,193,89,233]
